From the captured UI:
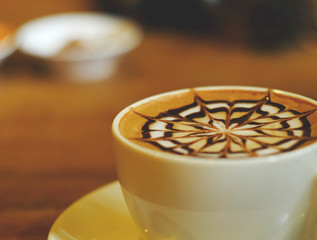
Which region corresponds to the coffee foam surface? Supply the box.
[119,88,317,159]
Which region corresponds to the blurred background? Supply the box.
[1,0,317,239]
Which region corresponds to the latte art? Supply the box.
[129,90,317,159]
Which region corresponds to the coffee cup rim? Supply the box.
[112,85,317,166]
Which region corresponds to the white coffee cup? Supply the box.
[112,86,317,240]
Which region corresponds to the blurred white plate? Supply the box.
[0,22,16,65]
[16,12,143,82]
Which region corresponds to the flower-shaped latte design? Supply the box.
[132,91,317,158]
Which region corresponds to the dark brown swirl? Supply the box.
[131,90,317,159]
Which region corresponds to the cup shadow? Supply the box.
[134,177,317,240]
[298,177,317,240]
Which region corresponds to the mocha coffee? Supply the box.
[119,87,317,159]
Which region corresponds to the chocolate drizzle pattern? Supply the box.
[132,90,317,159]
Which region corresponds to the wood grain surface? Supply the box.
[2,1,317,240]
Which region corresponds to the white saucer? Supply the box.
[48,181,140,240]
[48,181,317,240]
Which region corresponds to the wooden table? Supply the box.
[2,1,317,240]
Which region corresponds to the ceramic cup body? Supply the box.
[112,86,317,240]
